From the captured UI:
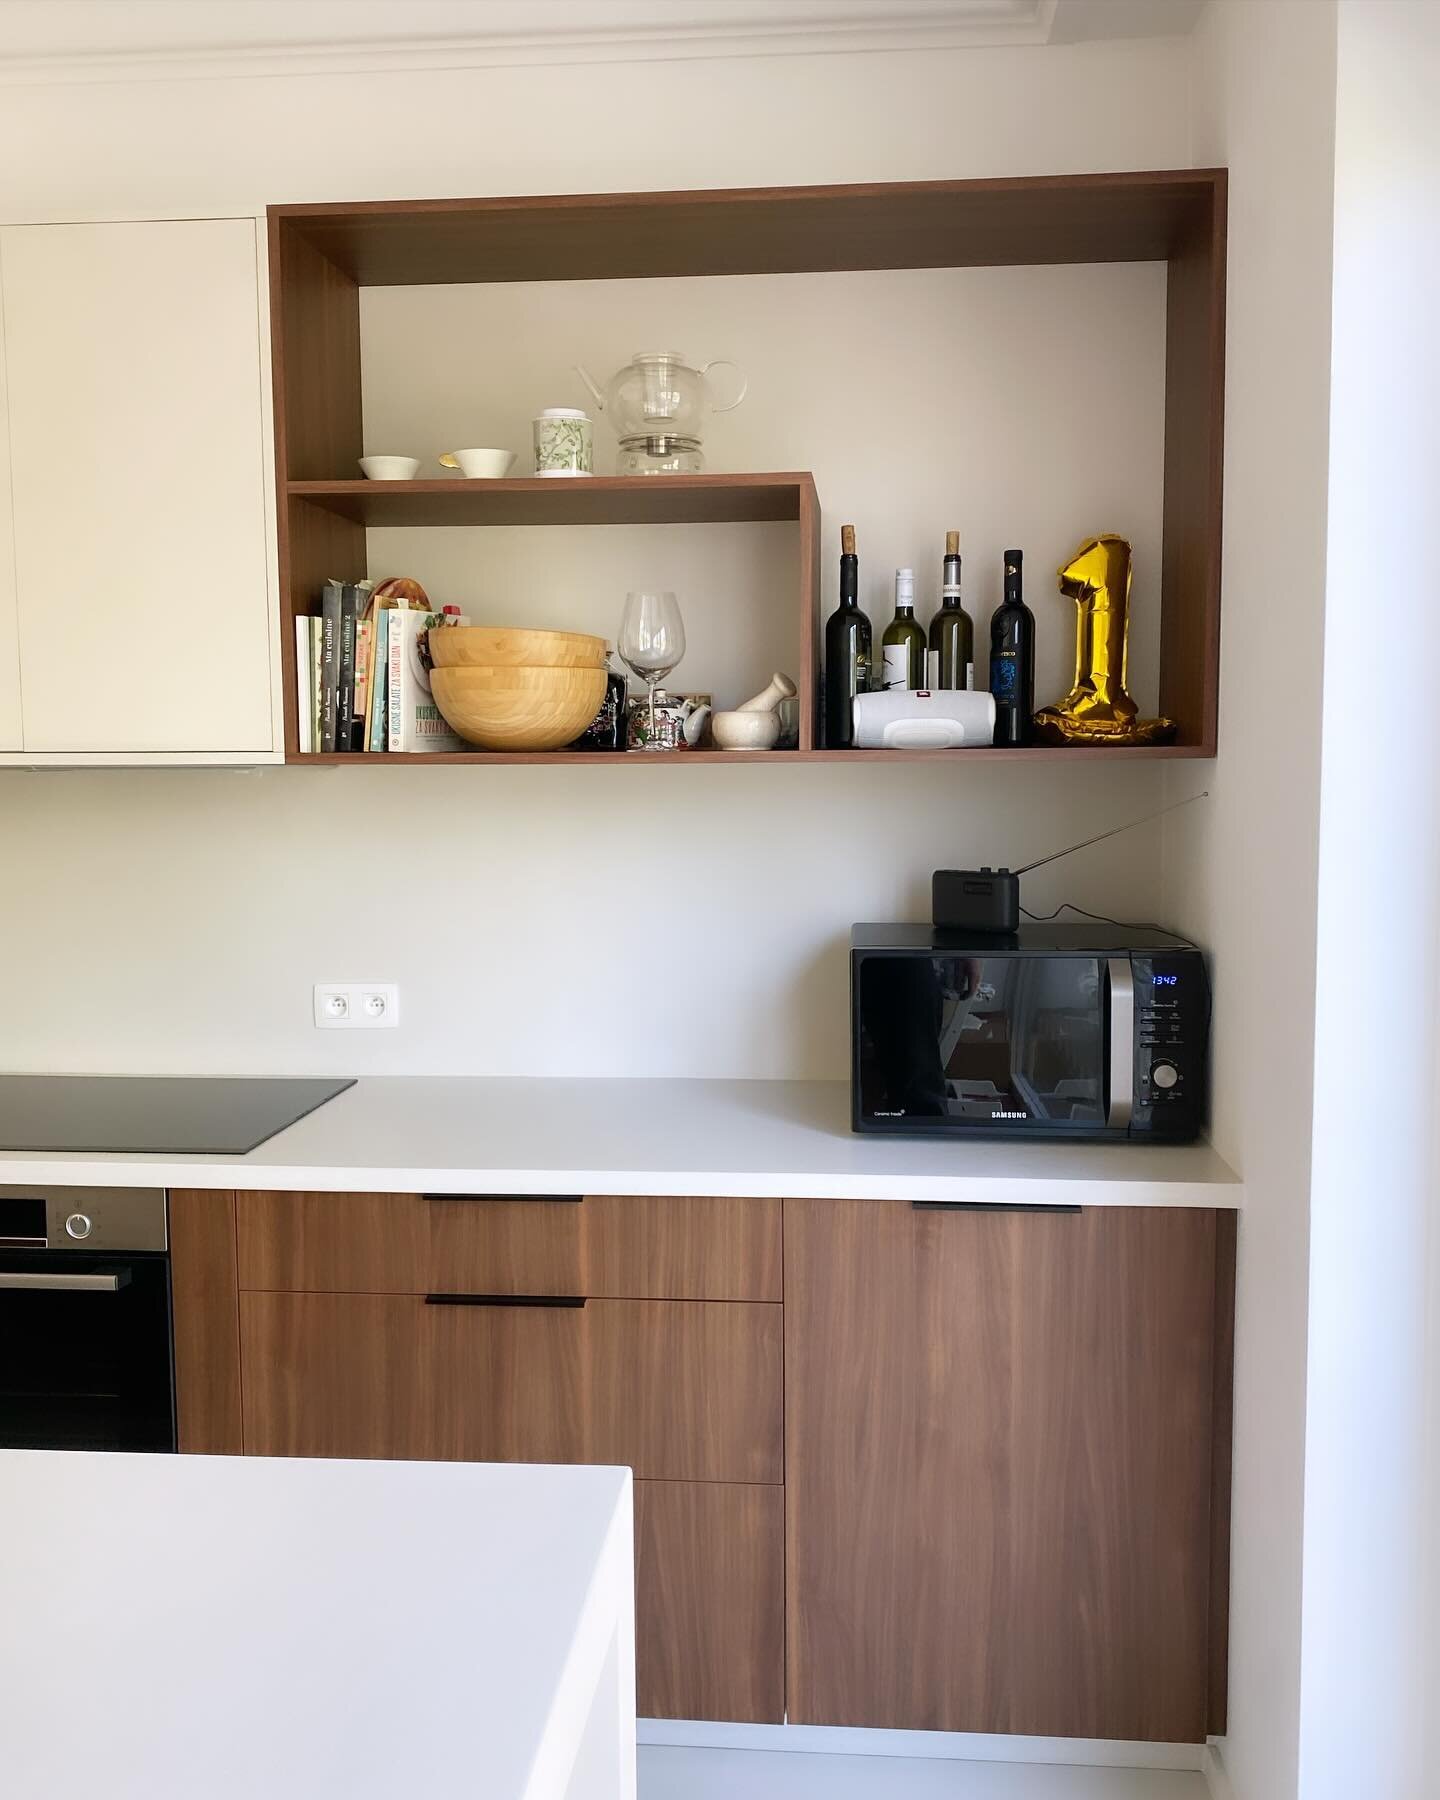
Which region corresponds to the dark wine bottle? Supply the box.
[927,529,974,690]
[822,524,872,748]
[988,548,1035,746]
[881,568,926,689]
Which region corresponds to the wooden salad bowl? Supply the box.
[431,663,607,751]
[428,626,607,670]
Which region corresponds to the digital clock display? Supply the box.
[1153,974,1179,987]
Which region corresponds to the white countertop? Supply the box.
[0,1449,636,1800]
[0,1077,1239,1206]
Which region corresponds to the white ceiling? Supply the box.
[0,0,1209,81]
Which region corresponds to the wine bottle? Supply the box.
[822,524,872,749]
[881,568,926,690]
[927,529,974,690]
[988,548,1035,746]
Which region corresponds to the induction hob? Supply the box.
[0,1075,355,1154]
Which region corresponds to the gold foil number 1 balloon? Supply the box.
[1033,534,1176,746]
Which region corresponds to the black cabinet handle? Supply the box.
[424,1293,587,1308]
[910,1201,1081,1215]
[420,1193,583,1205]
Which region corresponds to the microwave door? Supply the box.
[859,954,1109,1129]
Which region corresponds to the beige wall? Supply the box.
[1301,4,1440,1796]
[1163,4,1339,1797]
[360,261,1169,717]
[0,33,1189,1079]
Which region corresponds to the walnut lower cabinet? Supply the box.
[784,1200,1235,1744]
[228,1190,786,1725]
[171,1189,1234,1741]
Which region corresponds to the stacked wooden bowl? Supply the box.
[429,628,609,752]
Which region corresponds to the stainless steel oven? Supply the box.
[0,1186,174,1451]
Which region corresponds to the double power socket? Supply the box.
[313,983,400,1030]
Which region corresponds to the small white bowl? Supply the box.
[359,455,420,481]
[440,448,517,480]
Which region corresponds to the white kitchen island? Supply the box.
[0,1449,635,1800]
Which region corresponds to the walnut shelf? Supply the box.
[289,472,813,528]
[297,745,1211,766]
[270,172,1225,765]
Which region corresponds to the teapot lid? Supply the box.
[631,350,687,364]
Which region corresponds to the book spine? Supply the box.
[294,615,313,755]
[336,583,360,751]
[352,618,373,751]
[319,580,342,754]
[310,617,323,752]
[368,607,390,751]
[387,608,408,751]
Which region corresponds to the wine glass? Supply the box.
[618,590,686,744]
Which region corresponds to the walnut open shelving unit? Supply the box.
[270,171,1225,766]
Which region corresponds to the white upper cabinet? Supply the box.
[0,288,21,751]
[0,219,276,758]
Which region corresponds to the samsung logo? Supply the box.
[991,1109,1028,1120]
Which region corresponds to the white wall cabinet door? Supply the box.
[1,219,274,757]
[0,282,21,751]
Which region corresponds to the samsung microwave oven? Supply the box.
[851,922,1209,1141]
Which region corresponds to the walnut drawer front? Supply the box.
[239,1289,783,1484]
[235,1190,781,1301]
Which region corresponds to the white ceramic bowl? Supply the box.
[358,455,420,481]
[439,448,517,480]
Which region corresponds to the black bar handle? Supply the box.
[424,1293,587,1308]
[910,1201,1082,1215]
[420,1194,584,1205]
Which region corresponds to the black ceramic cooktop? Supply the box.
[0,1075,355,1154]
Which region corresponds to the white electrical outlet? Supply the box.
[313,983,400,1029]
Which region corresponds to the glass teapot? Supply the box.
[574,352,747,473]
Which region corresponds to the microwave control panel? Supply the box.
[1130,952,1210,1136]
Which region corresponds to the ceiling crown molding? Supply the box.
[0,1,1064,88]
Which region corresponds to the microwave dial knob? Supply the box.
[1151,1061,1180,1092]
[64,1212,94,1240]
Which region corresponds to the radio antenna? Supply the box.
[1014,790,1209,877]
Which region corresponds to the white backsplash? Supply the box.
[0,760,1168,1078]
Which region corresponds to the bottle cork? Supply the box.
[945,530,960,555]
[840,524,856,556]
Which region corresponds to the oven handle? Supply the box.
[1106,957,1135,1131]
[0,1270,129,1292]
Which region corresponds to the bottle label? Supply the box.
[965,661,974,691]
[882,644,909,690]
[926,649,940,688]
[991,652,1019,702]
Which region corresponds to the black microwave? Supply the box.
[851,923,1209,1141]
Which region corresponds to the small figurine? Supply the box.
[1033,534,1175,746]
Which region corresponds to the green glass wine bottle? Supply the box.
[822,523,872,748]
[927,530,974,690]
[881,568,926,690]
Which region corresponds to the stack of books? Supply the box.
[294,579,466,754]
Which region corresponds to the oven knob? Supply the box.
[1151,1061,1180,1092]
[64,1212,94,1240]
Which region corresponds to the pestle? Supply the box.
[736,671,799,714]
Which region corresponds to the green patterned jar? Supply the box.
[533,407,593,477]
